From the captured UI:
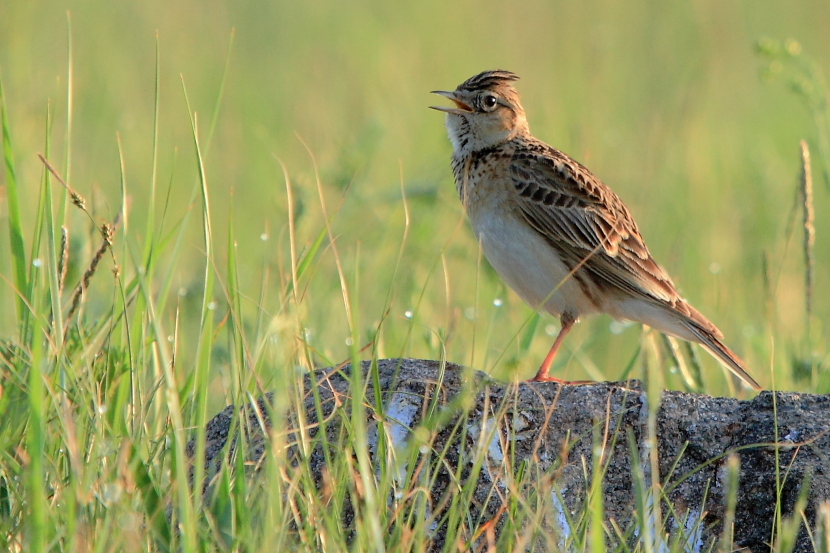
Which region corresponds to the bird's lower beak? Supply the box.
[429,90,473,115]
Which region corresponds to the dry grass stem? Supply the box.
[38,153,123,328]
[37,153,88,215]
[58,225,69,293]
[63,217,120,327]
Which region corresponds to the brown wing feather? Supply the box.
[509,143,689,312]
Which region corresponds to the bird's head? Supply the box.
[431,70,529,155]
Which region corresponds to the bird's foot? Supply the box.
[528,374,594,384]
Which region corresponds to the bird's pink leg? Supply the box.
[531,314,589,383]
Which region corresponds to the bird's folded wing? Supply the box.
[509,147,683,308]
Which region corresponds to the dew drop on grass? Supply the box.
[167,336,173,342]
[32,258,42,268]
[404,310,413,319]
[207,301,216,310]
[545,324,557,336]
[493,298,503,307]
[260,233,268,241]
[345,337,354,346]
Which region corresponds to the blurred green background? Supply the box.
[1,0,829,393]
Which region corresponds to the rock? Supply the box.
[189,359,830,552]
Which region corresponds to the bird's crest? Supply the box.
[457,70,519,92]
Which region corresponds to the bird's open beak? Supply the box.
[429,90,473,115]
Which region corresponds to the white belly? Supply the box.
[468,208,598,319]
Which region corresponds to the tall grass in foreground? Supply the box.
[0,39,828,553]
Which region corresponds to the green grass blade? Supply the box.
[0,71,28,323]
[519,312,539,354]
[588,427,606,553]
[296,227,327,283]
[26,321,46,553]
[131,443,172,552]
[182,77,215,528]
[205,29,234,154]
[59,11,73,224]
[41,134,64,356]
[143,33,160,268]
[226,192,247,396]
[718,454,740,553]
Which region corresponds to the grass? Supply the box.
[0,0,830,550]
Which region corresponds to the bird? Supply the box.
[430,69,761,390]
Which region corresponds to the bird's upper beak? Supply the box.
[429,90,473,115]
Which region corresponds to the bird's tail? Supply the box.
[683,320,761,391]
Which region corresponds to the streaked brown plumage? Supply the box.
[431,69,760,390]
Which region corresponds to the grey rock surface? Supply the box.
[190,358,830,552]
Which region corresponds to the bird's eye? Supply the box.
[482,95,498,109]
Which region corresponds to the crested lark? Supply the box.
[431,69,761,390]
